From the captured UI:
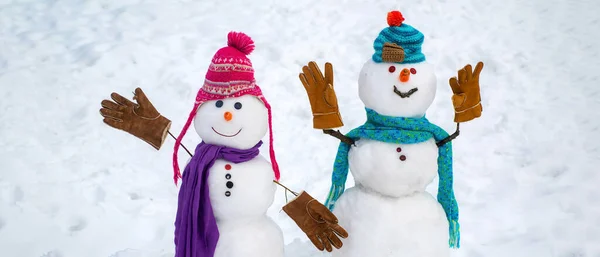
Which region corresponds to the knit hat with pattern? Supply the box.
[372,11,426,64]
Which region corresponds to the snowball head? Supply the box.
[331,188,450,257]
[194,94,268,149]
[358,59,437,118]
[348,138,439,197]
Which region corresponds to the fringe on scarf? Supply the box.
[324,184,345,211]
[449,219,460,248]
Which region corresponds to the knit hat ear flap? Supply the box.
[172,102,201,185]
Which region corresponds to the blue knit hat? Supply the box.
[372,11,426,64]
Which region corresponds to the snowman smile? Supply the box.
[393,86,418,98]
[211,127,243,137]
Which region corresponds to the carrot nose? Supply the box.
[399,68,410,82]
[224,111,233,121]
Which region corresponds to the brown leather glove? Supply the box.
[282,191,348,252]
[449,62,484,123]
[99,87,171,150]
[299,61,344,129]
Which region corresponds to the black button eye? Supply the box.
[215,100,223,108]
[234,102,242,110]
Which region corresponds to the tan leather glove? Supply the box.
[299,61,344,129]
[282,191,348,252]
[449,62,485,123]
[99,87,171,150]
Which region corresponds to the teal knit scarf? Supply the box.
[324,108,460,248]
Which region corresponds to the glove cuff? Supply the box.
[283,191,318,227]
[454,103,482,123]
[313,112,344,129]
[137,115,172,150]
[282,191,311,213]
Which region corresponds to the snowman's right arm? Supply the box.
[323,129,355,146]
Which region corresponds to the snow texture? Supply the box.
[208,156,283,257]
[213,211,284,257]
[1,0,600,257]
[348,138,439,198]
[208,157,276,221]
[333,189,449,257]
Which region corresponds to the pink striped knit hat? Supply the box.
[172,31,280,185]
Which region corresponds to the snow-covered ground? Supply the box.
[1,0,599,256]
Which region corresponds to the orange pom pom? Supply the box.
[387,11,405,27]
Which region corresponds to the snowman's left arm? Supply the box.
[322,129,355,146]
[436,123,460,147]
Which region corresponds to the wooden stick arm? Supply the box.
[323,129,355,146]
[273,180,299,196]
[436,123,460,147]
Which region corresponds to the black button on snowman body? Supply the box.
[224,164,234,196]
[396,147,407,161]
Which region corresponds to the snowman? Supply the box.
[298,11,484,257]
[99,32,348,257]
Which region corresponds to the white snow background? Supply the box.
[1,0,599,256]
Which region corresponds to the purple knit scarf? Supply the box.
[174,140,263,257]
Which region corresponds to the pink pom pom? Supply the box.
[227,31,255,55]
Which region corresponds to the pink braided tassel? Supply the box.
[262,98,280,181]
[173,103,200,185]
